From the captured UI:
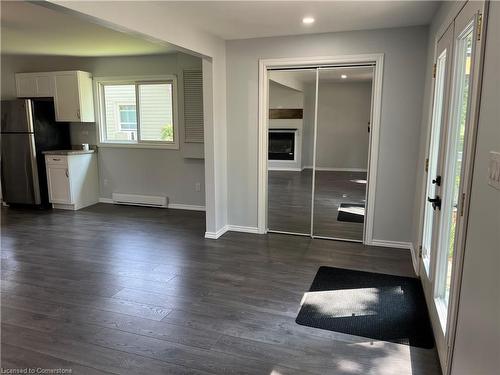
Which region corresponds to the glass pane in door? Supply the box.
[422,50,448,271]
[267,69,316,234]
[313,67,373,240]
[436,25,474,306]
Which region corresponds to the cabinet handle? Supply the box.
[52,158,61,161]
[65,169,69,178]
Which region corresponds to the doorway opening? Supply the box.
[258,54,384,244]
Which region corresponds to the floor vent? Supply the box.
[111,193,167,208]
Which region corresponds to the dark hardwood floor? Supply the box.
[1,204,441,374]
[268,170,366,240]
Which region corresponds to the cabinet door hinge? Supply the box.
[432,63,437,78]
[477,13,483,41]
[425,158,429,172]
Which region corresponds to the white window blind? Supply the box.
[183,70,204,143]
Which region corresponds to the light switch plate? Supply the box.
[488,151,500,190]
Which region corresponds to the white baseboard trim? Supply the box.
[205,226,228,239]
[302,167,368,173]
[99,198,114,204]
[205,224,261,239]
[268,167,302,171]
[367,239,412,250]
[409,243,420,276]
[302,166,368,172]
[168,204,206,211]
[99,198,205,211]
[226,225,260,234]
[318,167,368,172]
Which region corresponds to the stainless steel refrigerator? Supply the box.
[1,99,70,207]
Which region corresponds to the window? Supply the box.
[97,76,178,148]
[435,24,474,317]
[422,49,447,273]
[119,105,137,131]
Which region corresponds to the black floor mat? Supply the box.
[296,266,435,348]
[337,203,364,223]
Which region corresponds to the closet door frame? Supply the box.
[258,53,384,246]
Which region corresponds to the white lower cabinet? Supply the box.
[46,165,71,204]
[45,153,98,210]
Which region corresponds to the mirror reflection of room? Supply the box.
[267,67,373,241]
[267,69,315,235]
[313,67,373,241]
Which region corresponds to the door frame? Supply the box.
[257,53,384,245]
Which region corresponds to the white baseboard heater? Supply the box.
[111,193,168,208]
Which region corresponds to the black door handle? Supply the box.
[427,196,442,210]
[432,175,441,186]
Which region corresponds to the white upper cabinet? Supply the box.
[54,71,95,122]
[15,70,95,123]
[15,73,53,98]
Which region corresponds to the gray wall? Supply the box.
[226,26,429,243]
[300,81,372,170]
[1,53,206,207]
[451,2,500,374]
[312,81,371,170]
[301,82,315,168]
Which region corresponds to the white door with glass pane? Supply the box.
[420,1,486,371]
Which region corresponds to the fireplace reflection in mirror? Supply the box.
[269,130,296,160]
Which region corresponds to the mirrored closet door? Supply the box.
[267,69,316,235]
[313,67,373,241]
[266,65,374,242]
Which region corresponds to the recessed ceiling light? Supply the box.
[341,74,348,79]
[302,17,315,25]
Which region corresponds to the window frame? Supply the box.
[94,75,179,149]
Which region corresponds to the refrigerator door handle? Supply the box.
[25,99,34,133]
[28,132,41,205]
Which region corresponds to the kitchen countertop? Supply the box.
[43,150,95,156]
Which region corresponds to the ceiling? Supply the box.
[160,1,441,40]
[0,1,440,57]
[0,1,175,56]
[270,67,374,91]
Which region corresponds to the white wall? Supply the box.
[268,72,305,92]
[451,2,500,374]
[268,80,303,108]
[226,26,429,243]
[1,52,206,207]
